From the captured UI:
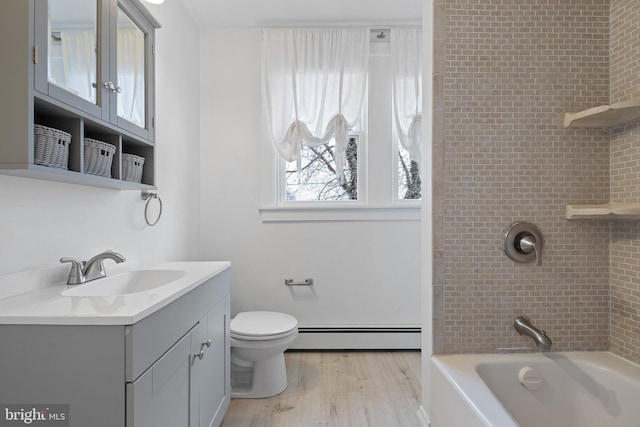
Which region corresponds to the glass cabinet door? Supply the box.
[112,1,155,141]
[35,0,109,121]
[116,6,146,129]
[48,0,98,104]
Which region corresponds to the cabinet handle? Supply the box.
[102,81,122,93]
[193,339,212,361]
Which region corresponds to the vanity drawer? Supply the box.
[125,268,230,382]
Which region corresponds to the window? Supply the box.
[392,27,423,201]
[262,28,421,220]
[285,134,361,201]
[398,146,422,200]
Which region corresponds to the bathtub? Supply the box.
[431,352,640,427]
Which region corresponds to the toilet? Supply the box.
[230,311,299,398]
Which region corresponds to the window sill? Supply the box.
[259,205,421,222]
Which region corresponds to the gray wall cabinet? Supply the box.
[0,0,160,189]
[0,270,231,427]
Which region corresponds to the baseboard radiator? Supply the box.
[289,327,421,350]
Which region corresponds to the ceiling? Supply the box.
[180,0,422,28]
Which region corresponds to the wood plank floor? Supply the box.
[221,351,422,427]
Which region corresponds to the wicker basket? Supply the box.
[122,153,145,183]
[84,138,116,177]
[34,124,71,169]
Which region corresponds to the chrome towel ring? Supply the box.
[141,190,163,226]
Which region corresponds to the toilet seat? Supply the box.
[231,311,298,341]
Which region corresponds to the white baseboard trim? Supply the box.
[289,327,421,350]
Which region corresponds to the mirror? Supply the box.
[48,0,98,104]
[117,7,146,128]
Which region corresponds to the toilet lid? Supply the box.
[230,311,298,337]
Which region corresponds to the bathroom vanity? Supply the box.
[0,261,231,427]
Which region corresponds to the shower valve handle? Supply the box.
[517,235,541,266]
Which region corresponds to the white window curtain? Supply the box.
[391,27,422,164]
[59,30,97,103]
[262,28,370,182]
[117,28,146,128]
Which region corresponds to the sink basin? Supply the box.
[62,270,187,297]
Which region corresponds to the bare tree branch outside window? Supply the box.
[398,148,421,200]
[286,137,358,201]
[285,135,420,201]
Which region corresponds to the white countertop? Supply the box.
[0,261,231,325]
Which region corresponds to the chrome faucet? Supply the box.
[60,250,126,285]
[514,316,552,351]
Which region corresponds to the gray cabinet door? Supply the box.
[126,331,192,427]
[190,297,230,427]
[34,0,111,121]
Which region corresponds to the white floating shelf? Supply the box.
[564,100,640,128]
[566,203,640,220]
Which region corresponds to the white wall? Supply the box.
[198,28,421,330]
[0,1,201,276]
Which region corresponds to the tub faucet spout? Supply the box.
[514,316,552,351]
